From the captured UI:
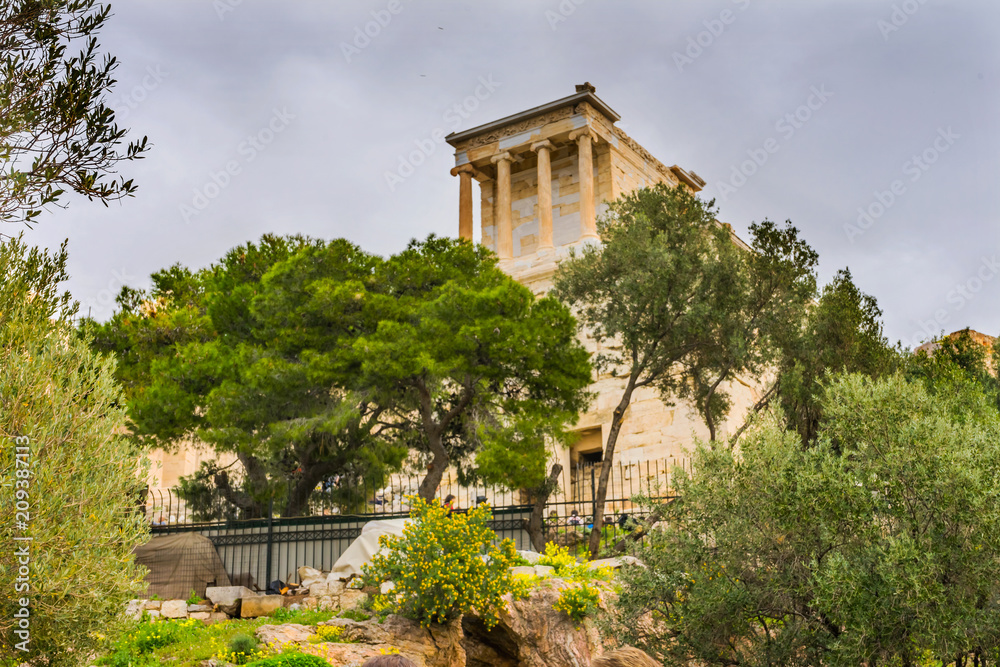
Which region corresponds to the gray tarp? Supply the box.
[133,532,231,600]
[328,518,408,581]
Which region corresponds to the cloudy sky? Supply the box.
[22,0,1000,349]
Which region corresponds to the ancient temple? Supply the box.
[445,83,761,471]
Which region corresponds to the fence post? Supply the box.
[590,464,597,523]
[265,495,274,587]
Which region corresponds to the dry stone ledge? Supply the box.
[206,585,257,617]
[160,599,188,618]
[511,566,536,577]
[533,565,554,578]
[314,615,466,667]
[143,600,161,611]
[240,594,284,618]
[298,565,326,589]
[256,623,314,651]
[125,600,145,620]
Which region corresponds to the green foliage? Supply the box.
[307,625,345,644]
[97,618,202,667]
[609,372,1000,666]
[777,268,900,444]
[0,236,149,665]
[0,1,148,226]
[337,609,371,622]
[554,183,817,554]
[554,583,601,625]
[186,590,202,605]
[221,633,262,665]
[246,652,332,667]
[355,235,593,498]
[88,233,591,514]
[363,496,519,628]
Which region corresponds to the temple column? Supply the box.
[570,128,599,241]
[450,164,476,241]
[491,151,514,259]
[531,140,554,250]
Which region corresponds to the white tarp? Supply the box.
[328,518,408,581]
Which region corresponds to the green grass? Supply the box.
[96,609,338,667]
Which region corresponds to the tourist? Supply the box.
[567,510,583,526]
[361,654,417,667]
[443,494,456,513]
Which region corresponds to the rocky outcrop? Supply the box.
[310,615,465,667]
[461,580,605,667]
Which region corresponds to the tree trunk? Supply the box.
[282,461,336,518]
[588,378,637,558]
[526,463,563,552]
[418,438,449,501]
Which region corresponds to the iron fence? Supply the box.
[141,458,688,590]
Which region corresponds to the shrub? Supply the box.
[362,496,520,628]
[308,625,345,643]
[553,583,601,625]
[0,236,149,664]
[609,373,1000,666]
[338,609,371,622]
[186,589,202,605]
[538,542,613,582]
[219,633,263,665]
[246,652,332,667]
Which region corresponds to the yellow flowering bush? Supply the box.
[307,625,345,643]
[553,583,601,625]
[362,496,520,629]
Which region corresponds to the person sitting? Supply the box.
[443,494,456,513]
[567,509,583,526]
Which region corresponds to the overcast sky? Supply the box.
[21,0,1000,350]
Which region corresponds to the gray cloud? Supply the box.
[21,0,1000,348]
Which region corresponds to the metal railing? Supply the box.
[138,458,689,590]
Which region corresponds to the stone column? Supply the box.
[491,151,514,259]
[570,128,599,241]
[450,164,476,241]
[531,140,554,250]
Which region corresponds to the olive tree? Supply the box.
[0,236,148,666]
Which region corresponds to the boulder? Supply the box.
[189,611,211,621]
[308,583,330,597]
[314,615,465,667]
[145,609,160,620]
[339,589,367,611]
[125,599,145,620]
[205,585,257,617]
[240,595,284,618]
[298,565,325,589]
[461,580,605,667]
[380,581,396,595]
[187,603,213,613]
[160,599,188,619]
[517,550,541,564]
[256,623,314,650]
[143,599,161,611]
[587,556,643,571]
[533,565,555,578]
[510,566,536,577]
[592,646,660,667]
